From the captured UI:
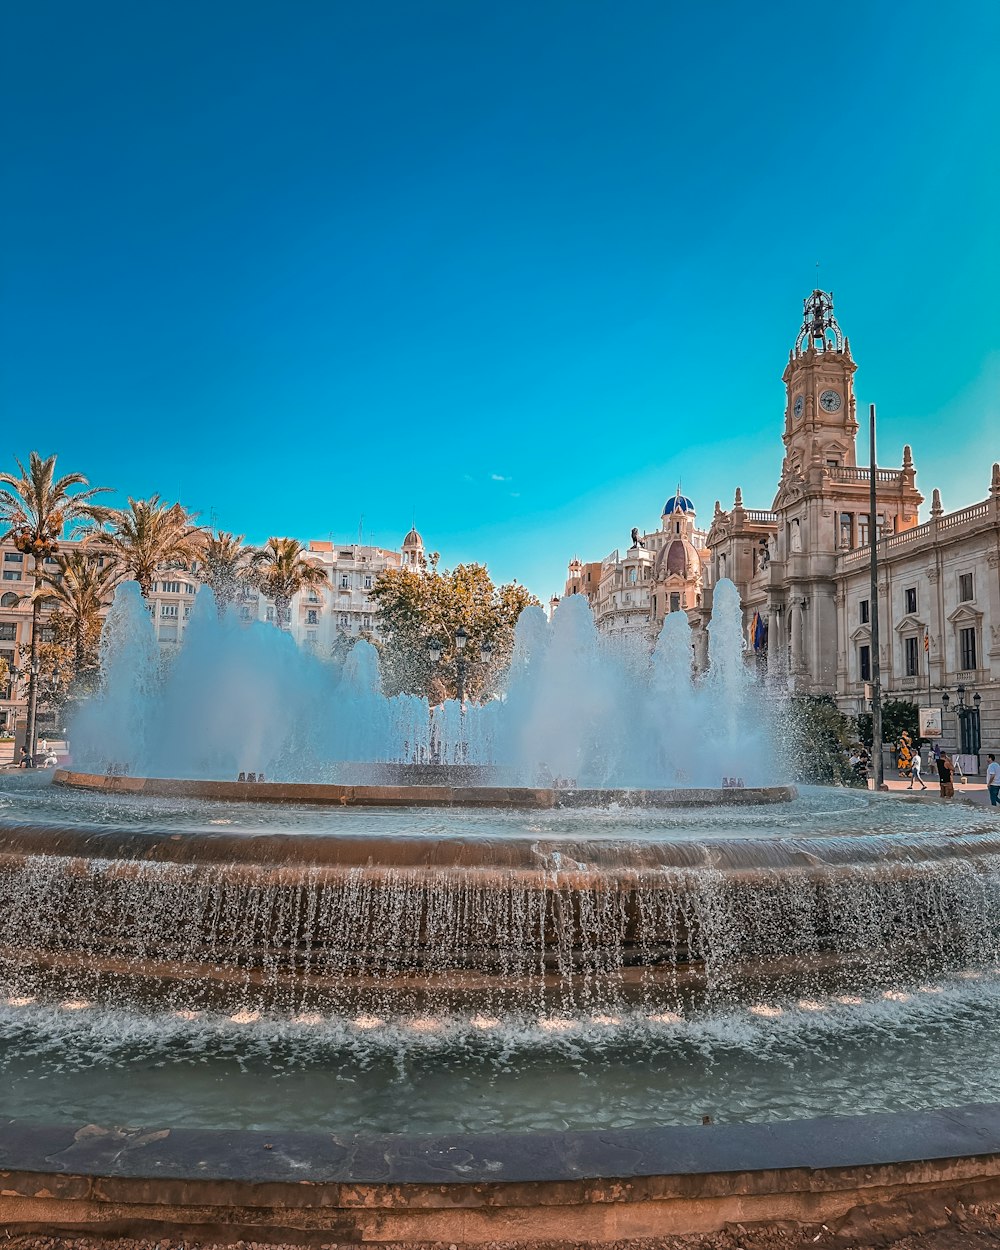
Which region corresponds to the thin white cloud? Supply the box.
[491,473,511,482]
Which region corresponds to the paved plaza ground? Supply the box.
[880,776,998,809]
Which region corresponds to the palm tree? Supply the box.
[32,551,120,681]
[197,530,253,618]
[99,495,204,598]
[0,452,112,755]
[249,537,327,630]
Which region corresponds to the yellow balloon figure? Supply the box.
[897,730,914,778]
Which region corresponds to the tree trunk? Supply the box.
[25,560,42,757]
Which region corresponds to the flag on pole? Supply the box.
[923,632,929,652]
[751,611,768,653]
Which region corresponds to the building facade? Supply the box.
[0,538,98,736]
[0,526,428,734]
[559,490,710,659]
[705,290,999,766]
[287,528,425,652]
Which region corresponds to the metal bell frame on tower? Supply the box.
[796,289,845,353]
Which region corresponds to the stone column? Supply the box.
[789,602,803,674]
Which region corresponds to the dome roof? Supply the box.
[664,538,690,576]
[656,534,701,581]
[662,491,695,517]
[402,527,424,549]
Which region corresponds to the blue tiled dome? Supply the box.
[662,493,695,517]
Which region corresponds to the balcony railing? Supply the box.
[939,500,990,530]
[828,466,904,484]
[838,496,994,567]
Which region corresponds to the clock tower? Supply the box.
[781,290,858,474]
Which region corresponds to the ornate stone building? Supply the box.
[706,289,999,768]
[560,489,710,660]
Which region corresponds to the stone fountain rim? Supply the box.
[2,1101,1000,1203]
[51,768,797,810]
[2,771,994,875]
[8,1090,1000,1244]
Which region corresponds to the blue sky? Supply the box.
[2,1,997,600]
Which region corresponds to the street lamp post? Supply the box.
[8,659,44,762]
[427,629,493,707]
[868,403,885,791]
[454,626,468,705]
[942,687,983,760]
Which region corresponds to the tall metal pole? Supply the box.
[869,403,884,790]
[926,634,932,711]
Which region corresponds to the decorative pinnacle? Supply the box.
[714,499,721,515]
[734,486,743,508]
[991,463,1000,497]
[795,289,844,353]
[902,444,914,468]
[931,488,943,518]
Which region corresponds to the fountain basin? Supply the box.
[5,1106,1000,1242]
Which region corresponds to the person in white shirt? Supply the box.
[986,754,1000,807]
[908,749,927,790]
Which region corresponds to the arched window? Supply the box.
[0,592,17,608]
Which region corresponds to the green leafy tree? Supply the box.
[856,698,923,751]
[249,537,328,630]
[0,452,112,752]
[369,562,539,701]
[787,695,862,786]
[36,638,76,714]
[197,530,254,618]
[98,495,204,599]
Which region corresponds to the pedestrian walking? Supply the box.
[986,754,1000,807]
[939,752,955,799]
[908,748,927,790]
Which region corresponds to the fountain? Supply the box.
[2,579,1000,1243]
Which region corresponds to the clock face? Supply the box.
[819,389,842,413]
[793,395,804,418]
